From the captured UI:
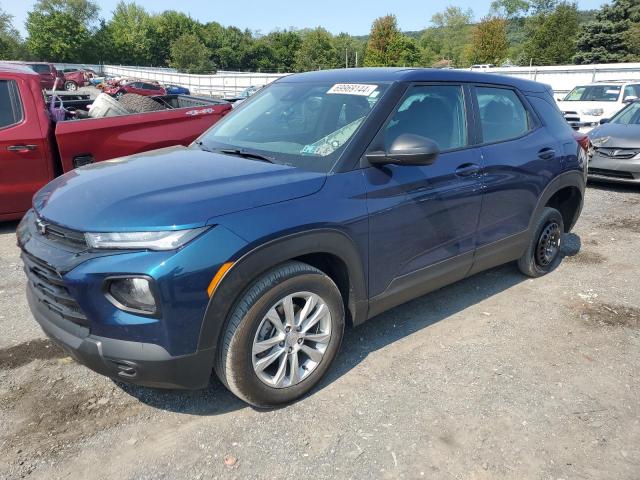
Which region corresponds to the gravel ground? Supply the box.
[1,183,639,479]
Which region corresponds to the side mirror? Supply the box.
[624,96,638,104]
[600,118,610,125]
[367,133,440,167]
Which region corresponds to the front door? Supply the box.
[364,84,483,303]
[0,78,52,218]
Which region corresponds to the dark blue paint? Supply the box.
[24,68,581,360]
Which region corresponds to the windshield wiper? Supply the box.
[216,148,275,163]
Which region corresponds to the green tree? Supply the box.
[523,2,580,65]
[573,0,640,64]
[364,14,401,66]
[26,0,99,62]
[490,0,530,18]
[429,6,474,67]
[149,11,200,66]
[106,2,154,65]
[468,16,509,65]
[294,27,337,71]
[0,8,25,60]
[168,33,213,73]
[201,24,255,70]
[333,33,364,68]
[259,30,302,71]
[388,35,422,66]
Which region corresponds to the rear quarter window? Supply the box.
[527,95,574,137]
[475,87,533,143]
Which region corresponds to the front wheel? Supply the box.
[64,81,78,91]
[518,207,564,277]
[215,261,345,407]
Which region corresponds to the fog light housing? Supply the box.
[105,277,158,315]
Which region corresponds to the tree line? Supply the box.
[0,0,639,74]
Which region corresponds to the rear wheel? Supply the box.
[518,207,564,277]
[64,81,78,91]
[215,261,344,407]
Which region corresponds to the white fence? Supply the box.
[102,65,287,97]
[475,63,640,96]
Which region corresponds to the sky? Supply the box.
[2,0,611,37]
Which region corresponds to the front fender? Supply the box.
[197,228,368,352]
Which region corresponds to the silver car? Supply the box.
[588,101,640,184]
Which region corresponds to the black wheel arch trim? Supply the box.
[528,169,585,233]
[197,228,368,352]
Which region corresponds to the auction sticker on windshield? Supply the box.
[327,84,378,96]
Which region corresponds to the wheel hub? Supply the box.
[535,221,561,267]
[252,292,332,388]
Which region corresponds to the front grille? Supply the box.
[594,147,640,160]
[562,111,581,130]
[35,217,87,250]
[22,251,89,328]
[588,167,635,179]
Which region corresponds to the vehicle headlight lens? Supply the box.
[107,277,156,314]
[581,108,604,116]
[85,227,209,250]
[590,136,610,147]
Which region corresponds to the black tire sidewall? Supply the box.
[224,271,344,407]
[521,207,564,277]
[64,81,77,91]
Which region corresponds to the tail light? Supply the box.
[573,132,590,151]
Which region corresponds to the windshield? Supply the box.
[564,85,621,102]
[611,101,640,125]
[198,81,389,172]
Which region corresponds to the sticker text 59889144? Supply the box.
[327,84,378,96]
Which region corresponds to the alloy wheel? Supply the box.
[252,291,332,388]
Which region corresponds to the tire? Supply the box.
[118,93,164,114]
[64,81,78,91]
[215,261,345,407]
[518,207,564,278]
[88,93,130,118]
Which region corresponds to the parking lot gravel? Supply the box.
[1,183,639,479]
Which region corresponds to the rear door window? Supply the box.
[0,80,24,129]
[475,87,532,144]
[384,84,468,151]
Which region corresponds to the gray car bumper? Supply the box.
[588,153,640,184]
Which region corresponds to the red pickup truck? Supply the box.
[0,63,231,221]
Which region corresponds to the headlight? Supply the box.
[105,277,157,314]
[581,108,604,116]
[590,136,610,147]
[85,227,209,250]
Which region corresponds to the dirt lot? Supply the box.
[1,183,639,480]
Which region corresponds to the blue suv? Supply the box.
[18,69,587,407]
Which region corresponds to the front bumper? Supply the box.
[28,285,215,389]
[588,152,640,184]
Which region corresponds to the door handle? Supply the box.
[455,163,481,177]
[538,147,556,160]
[7,145,37,153]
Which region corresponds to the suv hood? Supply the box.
[34,146,326,231]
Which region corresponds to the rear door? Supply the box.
[0,77,53,218]
[364,83,484,300]
[472,85,561,251]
